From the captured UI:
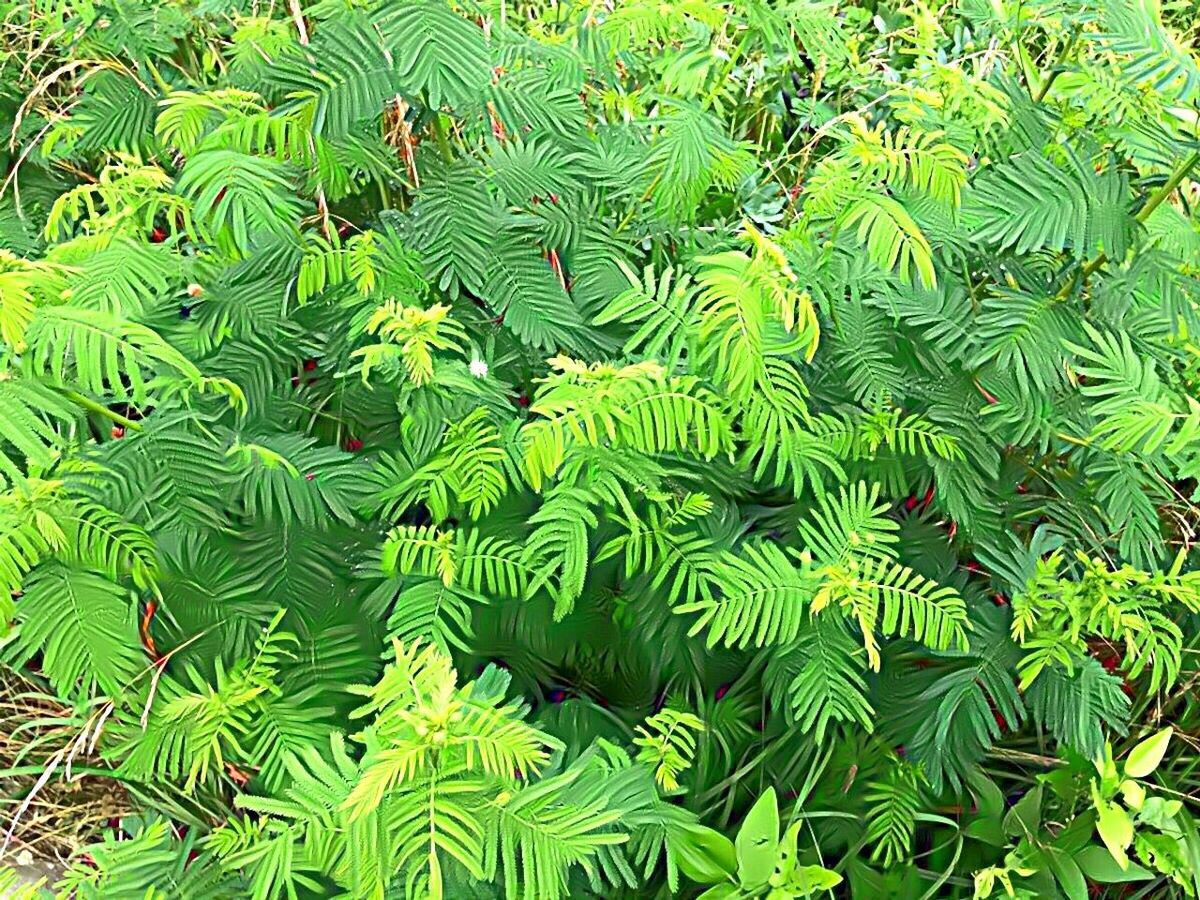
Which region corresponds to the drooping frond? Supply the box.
[520,358,733,490]
[3,563,141,697]
[633,708,705,790]
[480,758,628,900]
[175,149,305,254]
[815,557,971,670]
[841,193,936,287]
[764,613,874,741]
[677,541,819,648]
[382,525,538,601]
[374,0,491,108]
[864,761,925,868]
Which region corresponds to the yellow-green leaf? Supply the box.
[735,788,779,889]
[1091,784,1133,870]
[1124,727,1171,779]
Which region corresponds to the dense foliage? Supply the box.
[2,0,1200,895]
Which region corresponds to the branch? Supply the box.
[986,747,1065,768]
[58,389,144,432]
[288,0,310,45]
[1032,25,1082,105]
[1056,151,1200,299]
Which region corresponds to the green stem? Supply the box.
[142,58,172,96]
[1057,150,1200,299]
[985,747,1065,768]
[961,258,979,312]
[1031,25,1081,105]
[703,34,744,111]
[59,389,143,432]
[614,174,661,234]
[431,111,453,164]
[1055,431,1092,448]
[1134,150,1200,224]
[0,764,139,783]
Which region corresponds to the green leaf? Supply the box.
[374,0,491,109]
[1002,784,1042,838]
[26,307,203,402]
[964,773,1007,846]
[1043,847,1087,900]
[1120,779,1146,811]
[696,883,739,897]
[175,150,304,253]
[697,885,741,900]
[790,865,843,895]
[842,193,936,287]
[2,563,141,698]
[1074,846,1154,883]
[1124,727,1172,778]
[1092,787,1134,870]
[676,824,737,885]
[735,788,779,889]
[269,19,398,139]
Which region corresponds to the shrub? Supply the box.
[1,0,1200,896]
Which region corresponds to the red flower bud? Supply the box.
[111,426,125,439]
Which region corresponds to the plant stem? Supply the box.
[1057,150,1200,299]
[288,0,310,45]
[59,389,143,431]
[1031,25,1081,105]
[986,747,1065,768]
[0,764,137,783]
[1135,151,1200,224]
[961,258,979,312]
[142,59,173,96]
[614,174,661,233]
[431,111,453,164]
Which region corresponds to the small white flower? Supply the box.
[469,359,489,379]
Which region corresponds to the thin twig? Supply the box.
[288,0,309,45]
